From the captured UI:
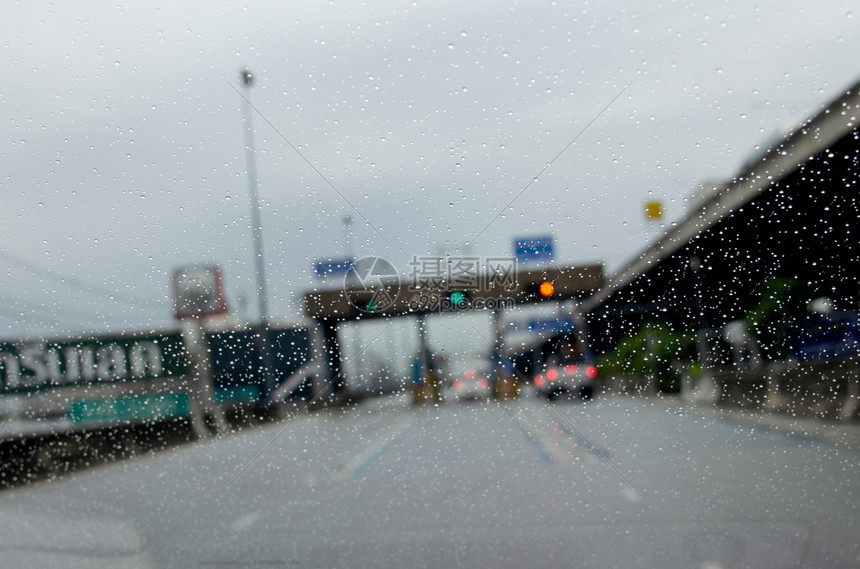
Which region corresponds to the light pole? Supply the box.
[342,214,353,259]
[241,68,275,400]
[342,214,364,392]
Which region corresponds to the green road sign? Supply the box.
[68,392,190,424]
[1,332,190,394]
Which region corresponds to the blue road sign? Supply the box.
[509,318,575,333]
[314,257,354,278]
[528,318,575,333]
[513,236,554,263]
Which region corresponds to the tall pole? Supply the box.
[343,214,363,392]
[342,214,353,259]
[241,68,275,400]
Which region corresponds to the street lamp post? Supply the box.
[342,214,353,258]
[241,68,275,401]
[342,214,365,394]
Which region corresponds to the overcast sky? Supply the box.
[1,0,858,345]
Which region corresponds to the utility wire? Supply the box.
[0,250,165,310]
[0,293,108,329]
[473,78,636,240]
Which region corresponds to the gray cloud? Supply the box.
[2,0,858,343]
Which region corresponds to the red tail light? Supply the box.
[565,364,578,375]
[585,365,597,379]
[476,378,488,389]
[453,379,463,391]
[546,368,558,381]
[534,374,545,387]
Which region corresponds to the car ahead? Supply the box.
[445,362,493,402]
[531,359,597,401]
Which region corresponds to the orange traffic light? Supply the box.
[539,281,554,297]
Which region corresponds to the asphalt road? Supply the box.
[0,392,858,568]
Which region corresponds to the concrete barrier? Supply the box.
[597,359,859,422]
[708,357,860,421]
[596,374,658,397]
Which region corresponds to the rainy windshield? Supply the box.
[1,1,859,568]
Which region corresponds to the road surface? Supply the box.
[0,393,858,568]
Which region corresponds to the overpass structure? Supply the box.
[579,78,860,353]
[303,264,604,395]
[304,78,860,393]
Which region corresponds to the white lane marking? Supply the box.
[519,403,603,465]
[621,487,641,503]
[230,512,260,532]
[332,414,414,481]
[511,407,573,464]
[517,403,640,502]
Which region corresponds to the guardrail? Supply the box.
[598,357,860,422]
[707,357,860,420]
[595,374,658,397]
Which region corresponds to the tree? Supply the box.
[744,278,811,360]
[596,322,693,392]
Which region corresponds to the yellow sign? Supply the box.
[644,201,663,220]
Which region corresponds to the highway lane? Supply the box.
[0,393,858,568]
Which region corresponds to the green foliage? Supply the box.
[597,278,815,390]
[596,322,693,392]
[744,277,811,360]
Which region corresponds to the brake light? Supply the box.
[453,379,463,391]
[534,374,545,387]
[476,378,488,389]
[464,370,476,381]
[565,364,577,375]
[585,365,597,379]
[546,368,558,381]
